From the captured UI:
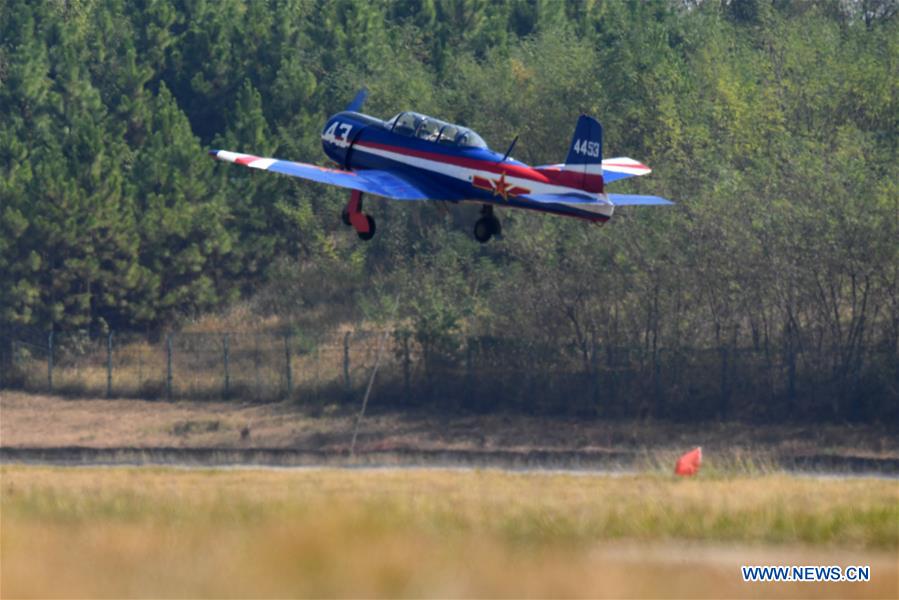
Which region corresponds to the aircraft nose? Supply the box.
[321,117,337,138]
[321,117,346,165]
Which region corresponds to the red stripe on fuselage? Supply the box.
[354,140,609,193]
[235,155,261,166]
[535,168,603,193]
[354,140,553,184]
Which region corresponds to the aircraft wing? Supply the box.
[209,150,444,201]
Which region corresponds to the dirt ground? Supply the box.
[1,391,896,462]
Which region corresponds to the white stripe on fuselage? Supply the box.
[352,142,612,215]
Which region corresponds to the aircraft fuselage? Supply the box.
[320,111,613,223]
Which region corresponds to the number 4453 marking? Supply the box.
[573,139,600,158]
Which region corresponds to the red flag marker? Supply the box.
[675,447,702,476]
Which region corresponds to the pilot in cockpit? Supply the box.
[415,118,443,142]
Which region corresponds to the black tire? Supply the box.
[357,214,376,241]
[474,217,493,243]
[488,216,502,237]
[340,208,351,227]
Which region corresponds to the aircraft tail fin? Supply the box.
[561,115,603,192]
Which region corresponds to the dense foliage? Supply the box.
[1,0,896,420]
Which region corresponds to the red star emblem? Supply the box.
[472,173,530,200]
[492,172,512,200]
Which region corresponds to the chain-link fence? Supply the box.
[3,329,396,404]
[1,326,896,419]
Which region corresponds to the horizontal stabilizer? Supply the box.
[600,157,652,183]
[522,192,607,205]
[608,193,674,206]
[536,157,653,184]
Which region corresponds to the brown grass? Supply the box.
[2,466,897,598]
[0,391,315,448]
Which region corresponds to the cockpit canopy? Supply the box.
[385,112,487,149]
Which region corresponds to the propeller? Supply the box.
[500,135,519,162]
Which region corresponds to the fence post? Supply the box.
[4,339,17,388]
[343,331,352,393]
[652,348,662,418]
[0,336,6,388]
[284,331,292,398]
[223,334,230,398]
[402,332,411,403]
[47,331,54,392]
[719,345,730,419]
[166,334,173,399]
[254,335,261,400]
[464,337,473,408]
[106,331,113,398]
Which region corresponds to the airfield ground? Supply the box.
[2,465,897,598]
[2,392,897,465]
[2,391,898,598]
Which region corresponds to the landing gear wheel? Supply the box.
[488,216,501,238]
[474,217,495,243]
[340,208,351,227]
[474,204,501,243]
[357,215,376,241]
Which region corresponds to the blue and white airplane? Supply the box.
[210,90,673,243]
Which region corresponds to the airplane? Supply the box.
[209,90,673,243]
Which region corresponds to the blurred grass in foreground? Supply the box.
[1,466,897,598]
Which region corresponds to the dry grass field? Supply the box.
[1,466,897,598]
